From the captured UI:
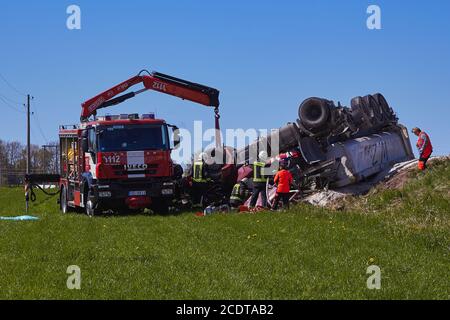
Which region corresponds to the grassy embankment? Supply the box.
[0,159,448,299]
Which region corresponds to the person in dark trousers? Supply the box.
[272,161,293,210]
[249,151,269,208]
[191,152,210,206]
[412,127,433,170]
[229,178,250,208]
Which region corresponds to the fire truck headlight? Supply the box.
[99,191,112,198]
[161,189,173,195]
[163,182,174,186]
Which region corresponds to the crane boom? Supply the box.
[81,71,220,121]
[80,70,222,147]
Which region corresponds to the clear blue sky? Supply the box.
[0,0,449,156]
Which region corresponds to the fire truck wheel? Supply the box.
[60,186,69,214]
[85,189,97,217]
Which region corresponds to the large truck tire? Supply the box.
[373,92,395,121]
[84,186,97,217]
[350,96,365,125]
[298,97,330,131]
[351,96,373,127]
[60,185,69,214]
[363,94,383,125]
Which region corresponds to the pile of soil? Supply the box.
[380,169,413,190]
[302,156,448,209]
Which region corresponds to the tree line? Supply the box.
[0,139,58,186]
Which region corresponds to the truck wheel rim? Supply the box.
[61,189,67,213]
[86,200,95,217]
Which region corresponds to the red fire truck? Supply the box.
[59,70,220,216]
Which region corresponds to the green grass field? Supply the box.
[0,160,449,300]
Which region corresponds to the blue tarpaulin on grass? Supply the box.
[0,215,39,221]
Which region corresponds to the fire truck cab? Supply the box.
[58,70,220,216]
[59,113,180,215]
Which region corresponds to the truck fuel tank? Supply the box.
[324,127,414,187]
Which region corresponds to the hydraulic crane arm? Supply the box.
[80,70,222,146]
[81,70,220,121]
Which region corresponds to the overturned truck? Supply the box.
[235,93,414,191]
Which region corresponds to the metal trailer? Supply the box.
[323,126,413,187]
[234,93,414,189]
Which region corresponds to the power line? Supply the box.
[32,108,49,144]
[0,72,26,96]
[0,92,22,105]
[30,97,49,144]
[30,125,38,146]
[0,95,25,113]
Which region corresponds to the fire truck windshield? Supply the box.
[97,124,169,152]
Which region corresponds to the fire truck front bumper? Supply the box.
[92,179,175,208]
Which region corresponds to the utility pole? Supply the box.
[26,94,31,174]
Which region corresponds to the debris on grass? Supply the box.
[302,156,448,209]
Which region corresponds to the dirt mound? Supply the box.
[380,168,412,189]
[380,156,449,190]
[303,157,448,208]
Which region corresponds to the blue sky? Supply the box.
[0,0,449,156]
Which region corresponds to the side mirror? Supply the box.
[172,126,181,149]
[81,130,88,153]
[81,137,88,153]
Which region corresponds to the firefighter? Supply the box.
[272,161,293,210]
[192,153,208,182]
[229,178,250,208]
[249,151,269,208]
[412,127,433,170]
[191,153,210,206]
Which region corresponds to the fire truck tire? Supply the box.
[151,198,169,215]
[60,185,69,214]
[85,188,97,217]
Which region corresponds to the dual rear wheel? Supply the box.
[350,93,395,127]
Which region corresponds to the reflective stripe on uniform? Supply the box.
[253,162,267,183]
[417,132,433,158]
[230,183,242,201]
[418,133,427,154]
[193,161,207,183]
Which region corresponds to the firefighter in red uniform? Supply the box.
[272,161,294,210]
[412,127,433,170]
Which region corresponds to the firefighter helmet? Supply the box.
[258,151,268,161]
